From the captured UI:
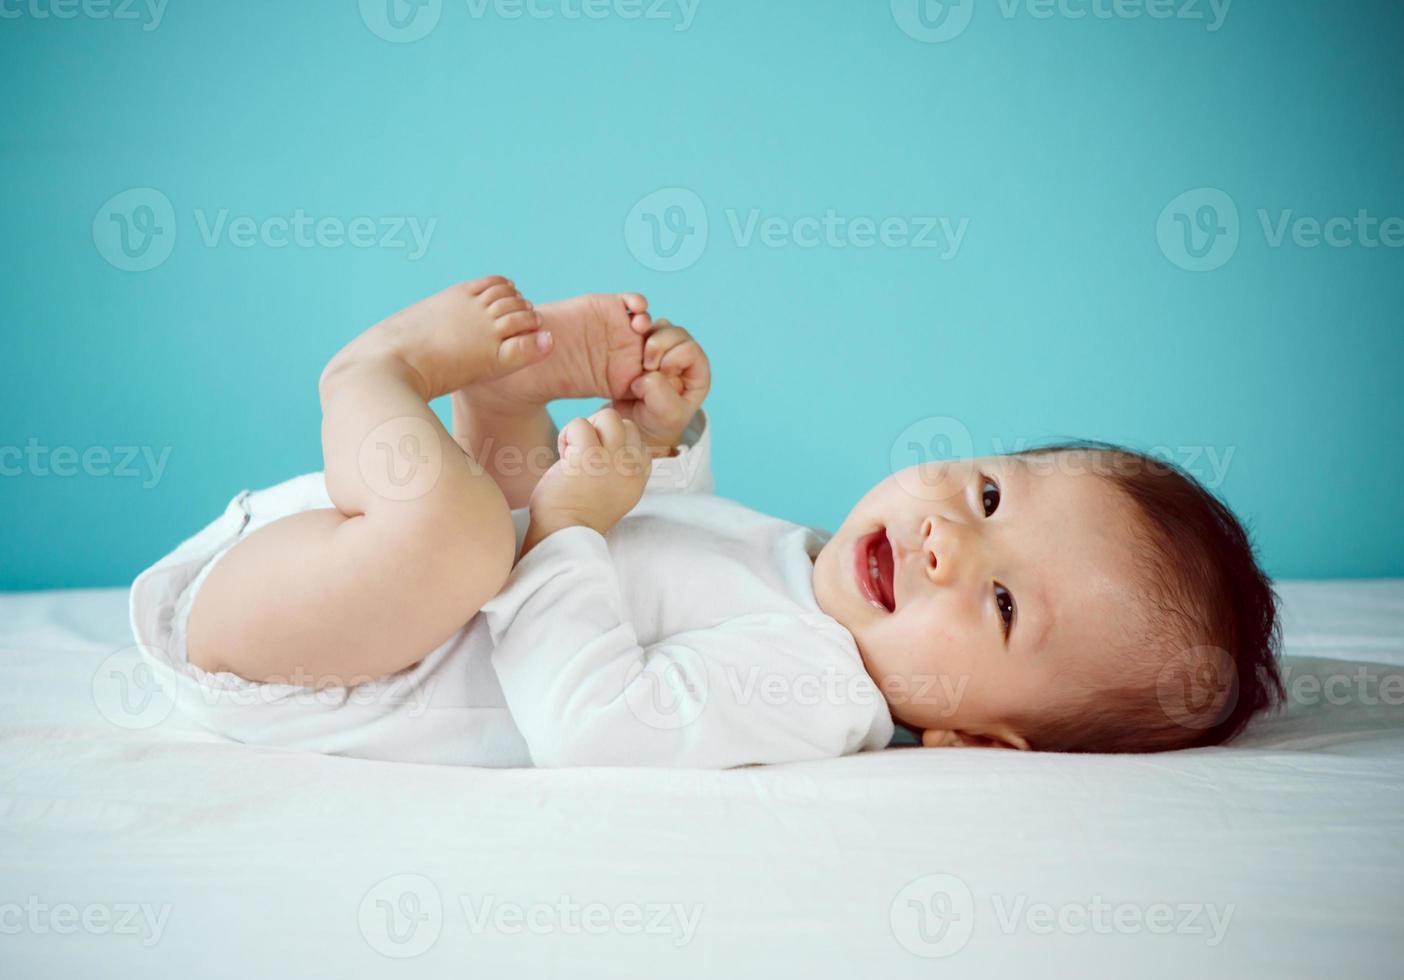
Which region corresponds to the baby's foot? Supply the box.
[347,275,552,400]
[461,292,652,416]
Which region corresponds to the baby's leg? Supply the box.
[186,276,549,686]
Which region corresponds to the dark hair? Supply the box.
[1013,441,1284,753]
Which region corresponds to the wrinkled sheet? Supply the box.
[2,582,1401,978]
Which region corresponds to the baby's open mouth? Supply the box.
[854,529,896,613]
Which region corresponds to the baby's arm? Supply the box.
[520,406,651,556]
[480,405,884,768]
[480,540,886,768]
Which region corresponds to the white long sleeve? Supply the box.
[479,524,892,769]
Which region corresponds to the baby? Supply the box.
[130,278,1284,767]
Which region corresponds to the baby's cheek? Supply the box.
[889,617,961,683]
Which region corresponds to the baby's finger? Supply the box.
[587,406,628,450]
[642,323,693,372]
[558,416,602,457]
[656,337,705,377]
[629,372,692,430]
[619,418,646,454]
[619,418,651,474]
[657,340,711,411]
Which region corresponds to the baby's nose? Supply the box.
[919,518,940,574]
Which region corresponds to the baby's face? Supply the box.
[813,452,1144,749]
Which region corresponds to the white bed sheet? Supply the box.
[2,581,1402,979]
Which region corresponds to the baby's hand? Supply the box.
[612,319,711,456]
[522,408,650,554]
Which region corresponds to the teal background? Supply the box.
[2,0,1401,590]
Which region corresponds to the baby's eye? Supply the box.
[994,584,1015,635]
[981,476,1001,517]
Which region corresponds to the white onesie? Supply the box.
[128,414,894,768]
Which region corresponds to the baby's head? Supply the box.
[813,443,1284,753]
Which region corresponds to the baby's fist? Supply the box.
[613,319,710,455]
[523,408,650,552]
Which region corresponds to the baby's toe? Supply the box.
[498,308,542,336]
[489,295,533,321]
[497,329,553,373]
[478,283,518,308]
[466,274,513,295]
[621,292,649,313]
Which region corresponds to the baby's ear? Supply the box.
[921,728,1031,751]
